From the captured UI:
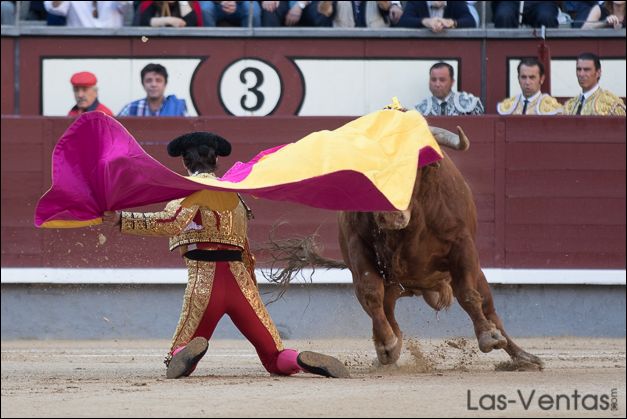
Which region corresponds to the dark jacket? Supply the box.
[397,1,475,29]
[135,1,203,27]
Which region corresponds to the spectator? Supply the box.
[582,1,625,29]
[317,0,391,28]
[25,1,66,25]
[201,1,260,27]
[44,1,131,27]
[67,72,114,117]
[396,1,476,32]
[415,62,484,115]
[563,52,626,116]
[563,1,598,28]
[389,1,403,24]
[1,1,15,25]
[497,57,562,115]
[135,1,203,27]
[491,1,559,28]
[118,63,188,117]
[260,1,330,27]
[26,1,48,20]
[466,0,480,27]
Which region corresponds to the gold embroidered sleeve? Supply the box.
[120,200,199,237]
[539,95,563,115]
[497,97,517,115]
[563,97,577,115]
[595,91,626,116]
[610,101,626,116]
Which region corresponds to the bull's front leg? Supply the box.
[383,284,404,357]
[354,269,403,365]
[475,271,543,370]
[450,237,542,369]
[339,215,403,365]
[449,237,508,354]
[348,244,402,364]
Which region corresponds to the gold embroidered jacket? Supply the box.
[497,93,562,115]
[121,195,257,280]
[564,88,626,116]
[120,174,256,278]
[121,199,248,250]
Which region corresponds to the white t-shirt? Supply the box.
[44,1,131,28]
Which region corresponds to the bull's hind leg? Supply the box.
[475,271,543,369]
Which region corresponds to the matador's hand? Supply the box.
[103,211,121,227]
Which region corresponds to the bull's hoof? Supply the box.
[374,335,402,365]
[511,351,544,371]
[477,330,508,353]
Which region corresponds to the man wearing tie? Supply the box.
[497,57,562,115]
[564,52,625,116]
[415,62,484,116]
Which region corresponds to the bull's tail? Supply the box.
[258,224,346,300]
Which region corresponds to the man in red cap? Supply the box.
[68,71,114,117]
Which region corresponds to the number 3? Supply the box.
[239,67,265,112]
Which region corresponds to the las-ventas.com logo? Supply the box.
[467,389,618,411]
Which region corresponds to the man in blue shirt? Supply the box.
[118,63,188,117]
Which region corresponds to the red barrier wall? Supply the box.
[1,116,624,270]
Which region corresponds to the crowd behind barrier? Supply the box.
[1,2,625,118]
[1,1,625,30]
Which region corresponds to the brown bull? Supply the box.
[265,126,542,370]
[338,128,542,369]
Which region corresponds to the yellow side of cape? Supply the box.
[187,110,441,211]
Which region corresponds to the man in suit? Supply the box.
[396,1,475,32]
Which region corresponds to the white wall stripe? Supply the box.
[1,268,625,285]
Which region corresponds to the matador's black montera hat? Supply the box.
[167,132,232,157]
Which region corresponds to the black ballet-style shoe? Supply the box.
[166,337,208,379]
[297,351,351,378]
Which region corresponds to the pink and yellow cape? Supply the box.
[35,110,442,228]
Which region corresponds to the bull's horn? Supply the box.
[429,126,470,151]
[455,126,470,151]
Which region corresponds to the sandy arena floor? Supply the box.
[1,337,625,417]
